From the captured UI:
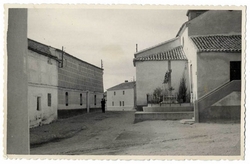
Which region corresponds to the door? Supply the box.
[230,61,241,81]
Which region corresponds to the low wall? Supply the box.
[143,106,193,112]
[197,80,241,122]
[199,106,241,122]
[134,112,194,123]
[107,106,135,111]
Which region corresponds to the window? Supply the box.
[47,93,51,107]
[94,95,96,105]
[230,61,241,81]
[65,92,68,106]
[114,91,116,96]
[112,101,114,106]
[37,97,41,111]
[80,93,82,106]
[123,91,125,95]
[122,101,124,106]
[120,101,121,106]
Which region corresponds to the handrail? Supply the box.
[198,80,239,102]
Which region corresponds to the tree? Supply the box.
[177,76,188,103]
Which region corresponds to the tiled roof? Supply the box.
[190,35,241,52]
[134,46,187,62]
[28,39,52,55]
[107,81,136,91]
[134,37,179,56]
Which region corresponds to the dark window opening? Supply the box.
[112,101,114,106]
[65,92,68,106]
[47,93,51,107]
[114,91,116,96]
[120,101,121,106]
[94,95,96,105]
[123,91,125,95]
[230,61,241,81]
[37,97,41,111]
[122,101,124,106]
[80,93,82,106]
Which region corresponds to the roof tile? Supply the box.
[134,46,187,62]
[190,35,241,52]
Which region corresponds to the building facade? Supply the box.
[27,39,104,125]
[27,39,59,128]
[55,50,104,117]
[107,81,136,111]
[133,38,189,110]
[176,10,242,121]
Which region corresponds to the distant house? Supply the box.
[176,10,242,122]
[107,81,136,111]
[27,39,104,127]
[133,38,189,111]
[27,39,59,127]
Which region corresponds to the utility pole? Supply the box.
[61,46,64,68]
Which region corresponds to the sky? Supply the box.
[28,8,188,91]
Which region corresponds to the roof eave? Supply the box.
[134,37,179,57]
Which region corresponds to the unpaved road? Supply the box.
[30,111,241,155]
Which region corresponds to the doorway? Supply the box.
[230,61,241,81]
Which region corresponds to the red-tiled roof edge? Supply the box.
[134,37,179,57]
[190,34,241,52]
[134,46,187,61]
[190,34,242,38]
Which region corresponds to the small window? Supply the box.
[37,97,41,111]
[94,95,96,105]
[47,93,51,107]
[112,101,114,106]
[123,101,124,106]
[80,93,82,106]
[65,92,68,106]
[114,91,116,96]
[123,91,125,95]
[120,101,121,106]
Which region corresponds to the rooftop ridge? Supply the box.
[134,37,179,56]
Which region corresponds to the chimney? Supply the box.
[125,80,128,83]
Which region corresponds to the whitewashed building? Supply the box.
[133,38,189,111]
[27,39,59,127]
[107,81,136,111]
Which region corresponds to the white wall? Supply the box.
[179,27,198,102]
[107,88,135,111]
[28,85,58,128]
[27,49,58,127]
[136,60,188,107]
[58,89,103,110]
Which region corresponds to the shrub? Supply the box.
[177,76,188,103]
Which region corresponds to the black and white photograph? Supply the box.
[4,4,246,160]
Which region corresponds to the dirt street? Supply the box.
[30,111,241,155]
